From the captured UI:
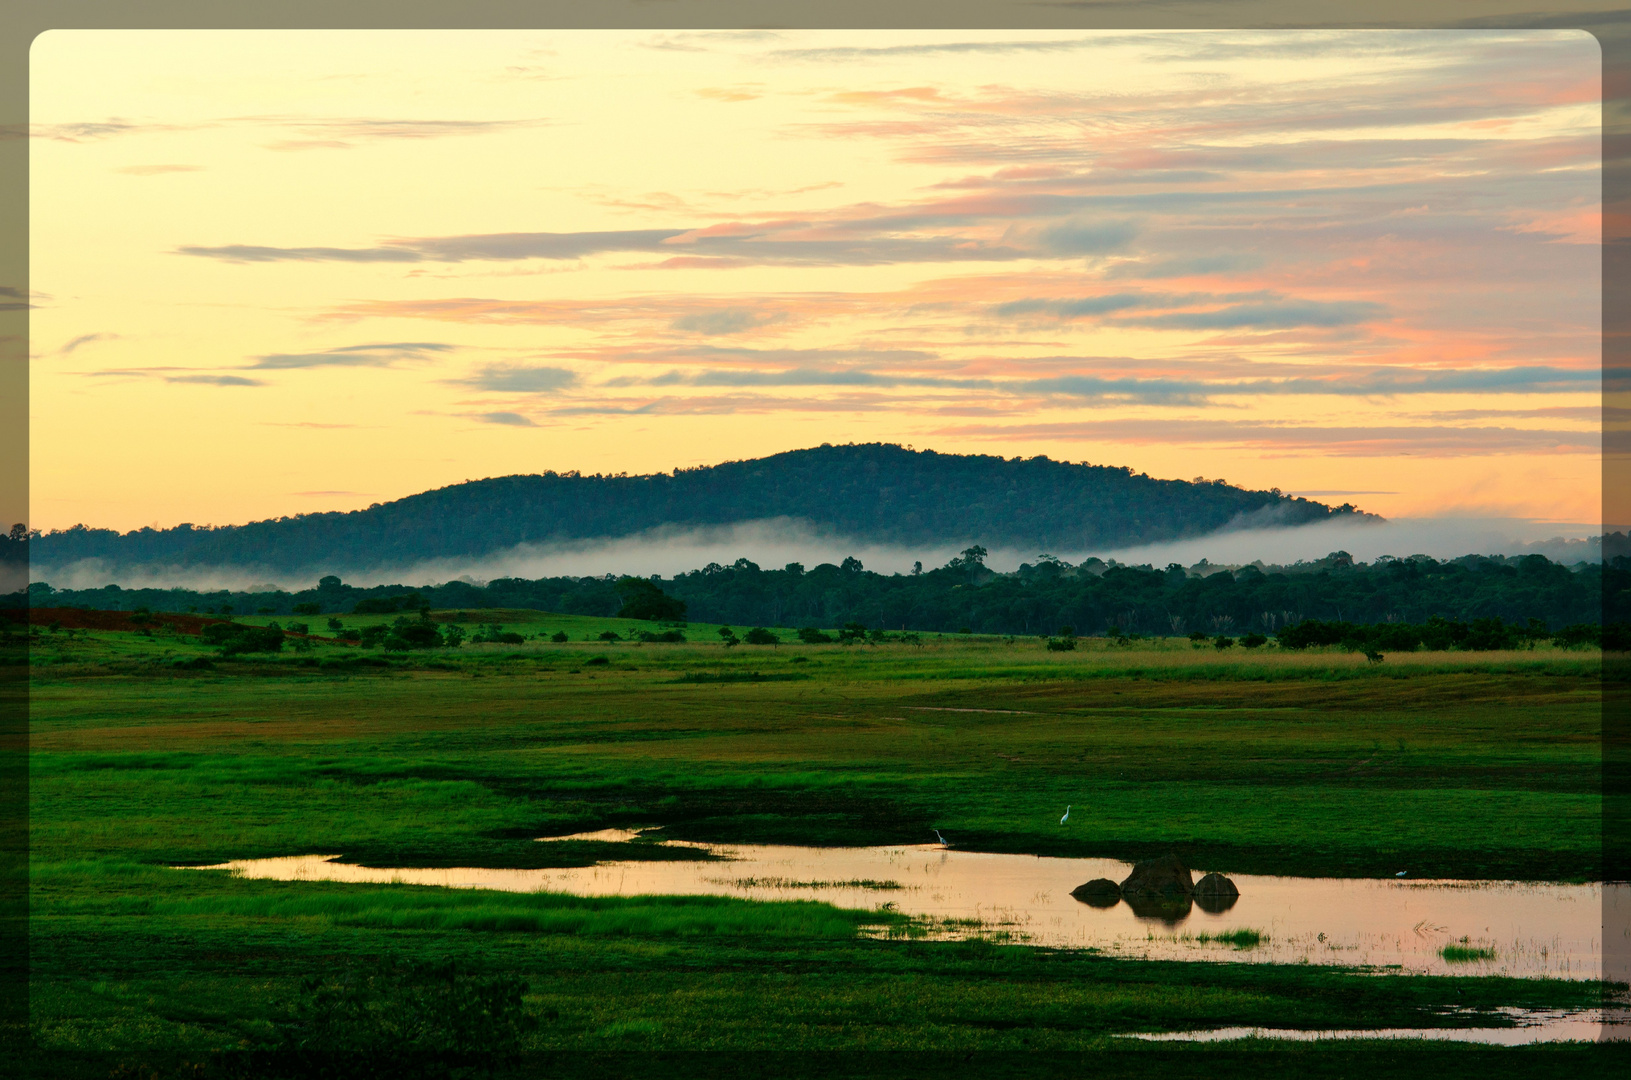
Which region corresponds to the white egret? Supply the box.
[1396,871,1407,877]
[1059,805,1071,825]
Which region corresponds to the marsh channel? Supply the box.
[191,829,1607,984]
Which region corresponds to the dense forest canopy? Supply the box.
[22,444,1369,575]
[20,546,1622,638]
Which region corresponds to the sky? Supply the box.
[28,29,1603,535]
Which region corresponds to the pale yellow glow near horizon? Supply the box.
[30,29,1602,533]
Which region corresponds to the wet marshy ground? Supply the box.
[191,831,1605,980]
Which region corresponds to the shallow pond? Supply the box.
[1124,1007,1628,1045]
[194,832,1605,980]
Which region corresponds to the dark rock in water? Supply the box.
[1194,872,1239,898]
[1194,872,1240,913]
[1070,878,1122,908]
[1119,854,1194,900]
[1123,893,1193,924]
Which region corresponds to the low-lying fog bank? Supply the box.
[26,515,1608,594]
[1094,516,1603,571]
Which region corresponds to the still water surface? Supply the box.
[1126,1007,1627,1044]
[195,832,1604,980]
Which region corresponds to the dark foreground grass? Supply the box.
[16,1047,1631,1080]
[23,626,1613,1053]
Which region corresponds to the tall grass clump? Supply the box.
[1440,942,1496,963]
[1195,928,1263,949]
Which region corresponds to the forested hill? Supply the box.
[28,443,1370,574]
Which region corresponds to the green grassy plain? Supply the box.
[21,618,1615,1056]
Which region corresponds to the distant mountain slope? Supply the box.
[31,443,1373,574]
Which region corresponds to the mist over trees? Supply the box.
[22,546,1619,639]
[26,444,1369,575]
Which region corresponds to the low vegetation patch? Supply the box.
[718,877,906,891]
[672,670,810,683]
[1196,929,1264,949]
[1440,942,1497,963]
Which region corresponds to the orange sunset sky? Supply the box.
[28,29,1602,533]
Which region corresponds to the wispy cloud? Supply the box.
[246,342,453,369]
[695,85,766,102]
[165,374,265,387]
[934,418,1600,456]
[180,244,427,264]
[175,224,1037,268]
[642,367,994,390]
[601,363,1597,406]
[30,113,545,150]
[643,31,784,53]
[251,115,549,151]
[1032,217,1139,256]
[1105,254,1265,279]
[0,285,34,311]
[177,230,685,264]
[1026,366,1599,400]
[1022,376,1209,404]
[670,308,787,335]
[114,164,204,176]
[29,118,194,141]
[994,293,1158,318]
[769,36,1135,63]
[1421,405,1601,421]
[546,394,911,418]
[475,411,537,426]
[449,365,578,393]
[1119,299,1388,331]
[57,333,116,356]
[595,345,940,373]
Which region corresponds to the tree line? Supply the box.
[15,546,1622,638]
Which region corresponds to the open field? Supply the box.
[20,618,1616,1057]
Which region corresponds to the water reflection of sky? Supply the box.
[192,836,1604,980]
[1126,1007,1628,1045]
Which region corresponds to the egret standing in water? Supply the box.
[1059,805,1071,825]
